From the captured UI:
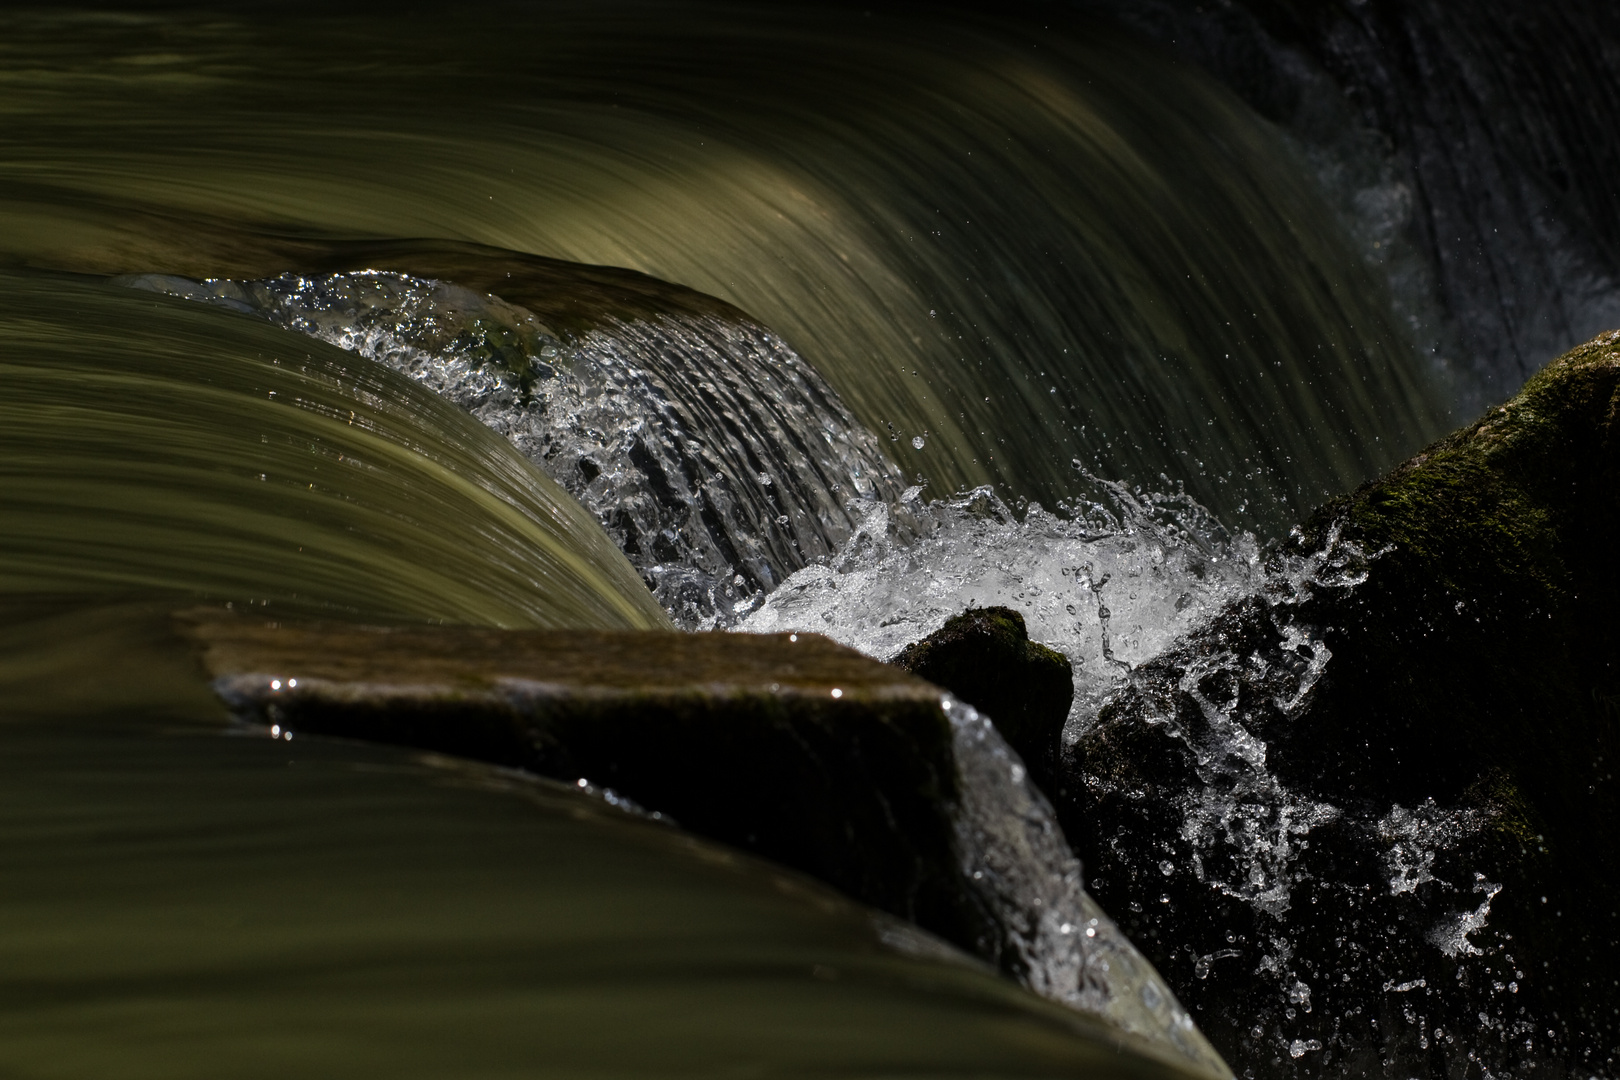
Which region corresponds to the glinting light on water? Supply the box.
[2,3,1616,1079]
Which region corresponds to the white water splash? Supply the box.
[1428,874,1504,958]
[120,271,905,627]
[944,696,1228,1076]
[744,478,1265,722]
[1379,799,1488,897]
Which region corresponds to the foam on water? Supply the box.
[750,476,1561,1075]
[123,267,1567,1075]
[744,477,1266,724]
[111,270,1233,1071]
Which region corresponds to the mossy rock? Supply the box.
[1059,334,1620,1077]
[893,606,1074,794]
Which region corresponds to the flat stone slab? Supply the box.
[178,610,970,939]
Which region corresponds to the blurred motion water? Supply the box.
[0,270,668,631]
[0,1,1589,1077]
[0,713,1205,1080]
[0,1,1450,529]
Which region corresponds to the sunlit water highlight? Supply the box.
[0,2,1591,1077]
[121,270,905,627]
[0,2,1452,528]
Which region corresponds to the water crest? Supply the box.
[123,271,905,627]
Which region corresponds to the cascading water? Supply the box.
[0,1,1452,529]
[0,271,668,633]
[117,271,905,627]
[2,2,1615,1078]
[96,249,1606,1075]
[115,268,1236,1074]
[760,470,1610,1076]
[744,480,1265,715]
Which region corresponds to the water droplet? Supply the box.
[911,435,926,450]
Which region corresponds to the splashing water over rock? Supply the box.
[1050,336,1620,1078]
[121,271,906,627]
[114,273,1620,1080]
[120,269,1240,1071]
[744,476,1266,721]
[942,697,1223,1074]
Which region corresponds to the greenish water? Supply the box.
[0,270,666,630]
[0,716,1195,1080]
[0,1,1449,527]
[0,2,1474,1075]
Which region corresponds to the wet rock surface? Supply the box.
[1058,334,1620,1078]
[892,606,1074,793]
[180,608,1236,1078]
[180,611,987,945]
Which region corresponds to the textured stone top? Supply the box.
[182,609,942,703]
[176,607,972,957]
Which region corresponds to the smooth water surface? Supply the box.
[0,270,667,630]
[0,1,1450,527]
[0,715,1200,1080]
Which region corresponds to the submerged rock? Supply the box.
[1058,334,1620,1078]
[892,606,1074,793]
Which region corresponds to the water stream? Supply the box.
[1,2,1612,1078]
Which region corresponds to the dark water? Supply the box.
[1090,0,1620,419]
[0,716,1198,1080]
[0,1,1595,1077]
[0,1,1450,529]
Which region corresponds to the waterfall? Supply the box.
[0,2,1450,529]
[118,271,905,628]
[3,1,1615,1077]
[0,270,667,631]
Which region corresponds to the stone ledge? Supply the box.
[178,609,985,948]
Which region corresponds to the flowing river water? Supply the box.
[1,3,1608,1079]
